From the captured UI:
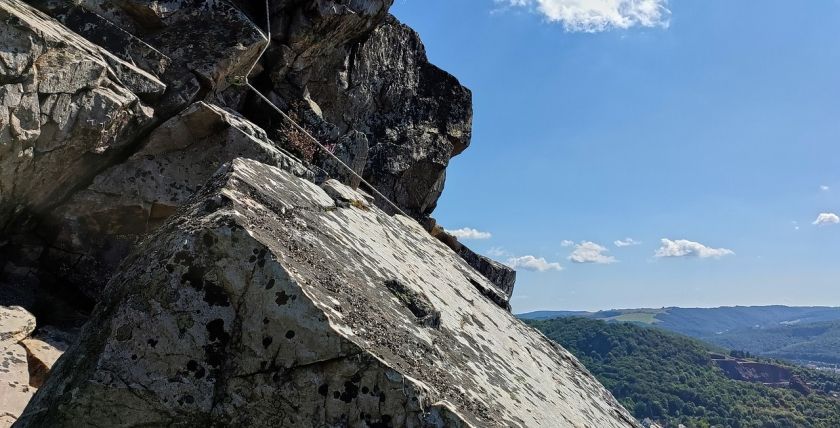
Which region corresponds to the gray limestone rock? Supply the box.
[18,159,638,428]
[0,306,37,428]
[316,16,472,218]
[0,0,161,232]
[42,101,311,299]
[427,221,517,308]
[28,0,268,114]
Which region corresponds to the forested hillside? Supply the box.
[528,317,840,428]
[709,321,840,365]
[520,306,840,367]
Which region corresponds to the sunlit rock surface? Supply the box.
[19,159,638,427]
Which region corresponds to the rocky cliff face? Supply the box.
[1,0,637,426]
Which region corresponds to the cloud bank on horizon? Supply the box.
[498,0,671,32]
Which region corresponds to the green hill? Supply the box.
[527,317,840,428]
[519,306,840,366]
[709,321,840,365]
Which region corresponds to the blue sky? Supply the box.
[390,0,840,313]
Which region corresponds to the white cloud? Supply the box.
[506,255,564,272]
[499,0,671,32]
[614,238,641,247]
[560,240,575,247]
[486,246,509,258]
[446,227,492,240]
[569,241,617,264]
[820,185,830,191]
[813,213,840,226]
[654,239,735,259]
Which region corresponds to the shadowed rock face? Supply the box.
[18,159,638,428]
[263,12,472,218]
[305,16,472,218]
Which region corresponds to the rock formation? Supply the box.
[0,0,638,426]
[1,306,71,428]
[19,159,637,427]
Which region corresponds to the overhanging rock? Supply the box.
[19,158,638,427]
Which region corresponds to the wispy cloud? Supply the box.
[560,239,575,247]
[820,185,830,191]
[446,227,492,240]
[813,213,840,226]
[569,241,616,264]
[506,255,564,272]
[654,239,734,259]
[486,246,509,258]
[614,238,641,247]
[497,0,671,32]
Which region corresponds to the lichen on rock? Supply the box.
[18,159,638,427]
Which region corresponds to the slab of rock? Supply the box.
[19,159,638,427]
[43,101,311,299]
[455,246,516,301]
[0,306,37,428]
[0,0,162,232]
[20,325,73,388]
[0,306,35,344]
[26,0,174,81]
[30,0,268,114]
[0,343,35,428]
[427,221,517,307]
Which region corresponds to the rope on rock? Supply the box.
[231,0,411,219]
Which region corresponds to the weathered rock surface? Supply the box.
[324,16,472,218]
[41,101,310,298]
[0,306,77,426]
[0,342,33,428]
[0,306,35,344]
[0,306,36,428]
[20,326,74,388]
[427,221,517,307]
[28,0,268,115]
[18,159,637,427]
[247,3,470,218]
[0,0,161,232]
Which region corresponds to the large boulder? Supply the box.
[41,102,311,299]
[0,0,163,232]
[19,158,638,427]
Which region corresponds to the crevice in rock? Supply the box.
[384,279,441,329]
